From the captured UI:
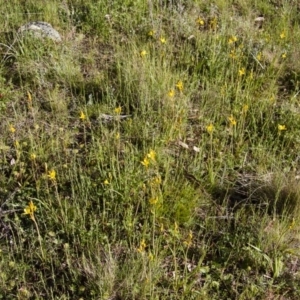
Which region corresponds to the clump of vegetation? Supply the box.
[1,0,300,299]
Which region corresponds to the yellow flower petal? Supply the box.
[114,106,122,115]
[141,157,150,168]
[175,80,184,92]
[206,124,214,134]
[228,36,237,44]
[48,169,56,181]
[228,115,237,126]
[79,111,86,120]
[147,150,156,161]
[9,125,16,133]
[140,50,147,57]
[160,37,166,44]
[24,200,37,220]
[196,17,205,26]
[239,68,246,76]
[278,124,287,131]
[168,89,175,98]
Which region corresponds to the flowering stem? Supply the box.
[208,133,215,185]
[32,216,45,260]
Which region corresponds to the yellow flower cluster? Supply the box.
[114,106,122,115]
[229,49,236,59]
[48,169,56,181]
[150,175,161,186]
[149,197,158,205]
[280,31,286,39]
[196,17,205,26]
[141,150,156,168]
[228,35,237,44]
[228,115,237,126]
[242,104,249,113]
[168,89,175,98]
[239,68,246,76]
[183,230,193,247]
[256,52,262,61]
[140,50,147,57]
[79,111,86,120]
[206,123,214,134]
[9,124,16,133]
[278,124,287,131]
[167,80,184,97]
[160,37,166,44]
[24,200,37,221]
[175,80,183,92]
[137,239,146,253]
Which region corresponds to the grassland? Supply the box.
[1,0,300,299]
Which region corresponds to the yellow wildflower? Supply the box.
[168,89,175,98]
[9,125,16,133]
[48,169,56,181]
[149,197,158,205]
[151,175,161,186]
[280,31,285,39]
[206,123,214,134]
[183,230,193,247]
[148,30,155,37]
[140,50,147,57]
[171,221,180,237]
[249,70,254,80]
[270,95,276,103]
[289,218,295,230]
[30,153,37,160]
[278,124,287,131]
[196,17,204,26]
[239,68,246,76]
[79,111,86,120]
[174,222,179,234]
[242,104,249,113]
[209,17,217,30]
[24,200,37,221]
[228,115,237,126]
[281,53,287,59]
[137,239,146,253]
[141,157,150,168]
[114,106,122,115]
[229,50,236,59]
[228,36,237,44]
[160,37,166,44]
[104,179,110,185]
[175,80,184,92]
[148,252,154,261]
[160,223,164,232]
[256,52,262,61]
[147,149,156,162]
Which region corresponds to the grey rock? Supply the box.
[98,113,131,122]
[18,21,62,42]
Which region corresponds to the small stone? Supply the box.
[254,17,265,29]
[18,21,62,42]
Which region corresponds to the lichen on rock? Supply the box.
[18,21,62,42]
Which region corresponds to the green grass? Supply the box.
[1,0,300,299]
